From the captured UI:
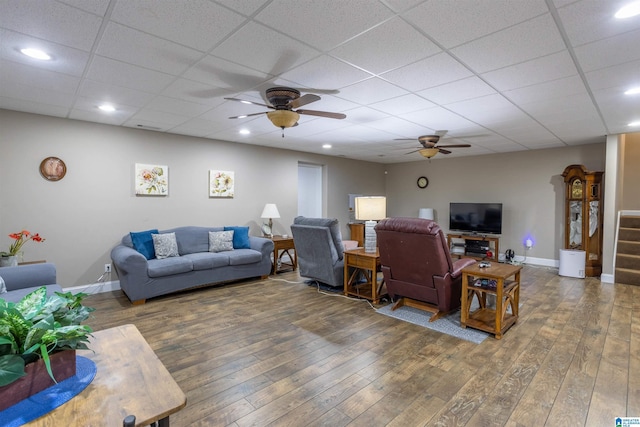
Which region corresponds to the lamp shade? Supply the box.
[355,197,386,221]
[261,203,280,219]
[418,208,434,220]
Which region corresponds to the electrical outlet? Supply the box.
[104,263,111,273]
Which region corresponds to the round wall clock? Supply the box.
[39,157,67,181]
[417,176,429,189]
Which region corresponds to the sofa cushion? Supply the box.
[152,232,180,259]
[224,226,251,249]
[209,231,234,253]
[130,229,159,260]
[293,217,345,260]
[182,253,230,270]
[173,226,213,254]
[228,249,263,265]
[147,257,193,278]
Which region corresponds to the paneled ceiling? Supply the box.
[1,0,639,163]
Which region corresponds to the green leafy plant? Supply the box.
[0,287,94,387]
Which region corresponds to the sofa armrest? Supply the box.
[0,263,57,291]
[110,245,148,275]
[249,236,275,259]
[451,257,477,278]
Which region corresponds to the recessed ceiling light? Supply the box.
[624,87,640,95]
[20,48,51,60]
[239,129,250,135]
[322,144,332,149]
[615,1,640,18]
[629,121,640,127]
[98,104,116,112]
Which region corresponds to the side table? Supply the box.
[269,235,297,274]
[343,248,386,304]
[460,262,522,339]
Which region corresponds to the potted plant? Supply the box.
[0,287,94,410]
[0,230,45,267]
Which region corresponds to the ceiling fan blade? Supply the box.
[435,144,471,148]
[224,97,274,109]
[438,148,452,154]
[297,109,346,119]
[394,138,417,141]
[228,111,268,119]
[405,149,421,155]
[289,94,320,109]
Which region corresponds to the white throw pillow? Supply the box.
[152,233,179,259]
[0,275,6,294]
[209,231,234,253]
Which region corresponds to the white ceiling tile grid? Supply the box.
[0,0,638,163]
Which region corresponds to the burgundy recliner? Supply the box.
[375,217,476,321]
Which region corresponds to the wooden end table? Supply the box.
[270,235,297,274]
[343,248,386,304]
[461,262,522,339]
[27,324,186,426]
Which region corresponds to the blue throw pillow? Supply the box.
[223,226,251,249]
[130,229,159,260]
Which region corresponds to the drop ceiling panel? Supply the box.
[330,17,440,74]
[78,80,156,108]
[336,77,409,105]
[369,94,436,115]
[210,22,320,75]
[574,28,640,72]
[254,0,394,51]
[418,77,497,105]
[95,23,204,75]
[1,61,81,94]
[0,98,70,118]
[585,60,640,91]
[382,53,471,92]
[0,0,103,51]
[110,0,245,52]
[480,51,578,92]
[450,14,566,73]
[160,78,230,107]
[278,55,371,91]
[404,0,548,48]
[402,107,479,131]
[85,56,175,94]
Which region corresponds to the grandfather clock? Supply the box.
[561,164,604,277]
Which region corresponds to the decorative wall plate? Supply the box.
[39,157,67,181]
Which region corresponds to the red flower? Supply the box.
[2,230,46,257]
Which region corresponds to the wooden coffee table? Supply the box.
[460,262,522,339]
[27,324,186,426]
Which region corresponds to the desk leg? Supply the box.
[158,416,170,427]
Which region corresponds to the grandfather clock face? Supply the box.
[571,178,583,199]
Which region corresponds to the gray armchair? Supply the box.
[291,216,348,288]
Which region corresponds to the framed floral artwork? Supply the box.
[135,163,168,195]
[209,170,234,198]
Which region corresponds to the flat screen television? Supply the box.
[449,202,503,235]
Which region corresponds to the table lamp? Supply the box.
[260,203,280,237]
[355,196,386,253]
[418,208,434,220]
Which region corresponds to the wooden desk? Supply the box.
[270,235,297,274]
[27,324,186,427]
[343,248,385,304]
[460,263,522,339]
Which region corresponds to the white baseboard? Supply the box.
[65,280,121,295]
[600,274,614,284]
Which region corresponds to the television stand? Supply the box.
[447,233,499,262]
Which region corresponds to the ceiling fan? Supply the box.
[225,87,346,136]
[395,133,471,158]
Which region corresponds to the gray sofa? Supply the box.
[0,263,62,303]
[110,226,274,304]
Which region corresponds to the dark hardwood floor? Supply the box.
[84,265,639,426]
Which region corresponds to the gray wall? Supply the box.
[384,144,606,263]
[0,110,385,286]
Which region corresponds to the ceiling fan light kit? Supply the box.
[419,148,440,158]
[267,110,299,129]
